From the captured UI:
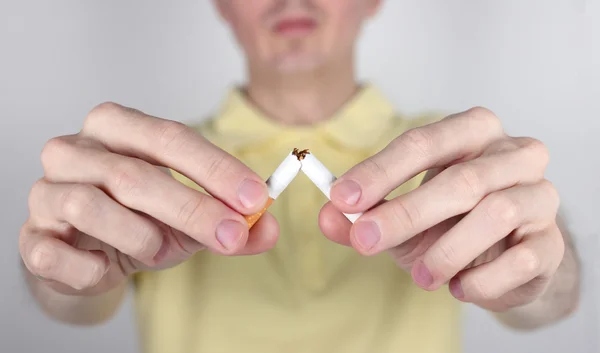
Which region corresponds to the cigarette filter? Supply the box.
[244,151,302,228]
[299,152,363,223]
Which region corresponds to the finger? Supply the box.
[482,136,549,160]
[382,167,449,269]
[414,181,560,289]
[389,216,459,273]
[448,228,563,309]
[331,107,505,212]
[41,143,250,254]
[29,180,167,265]
[20,229,110,290]
[319,199,389,247]
[233,212,280,255]
[319,201,353,247]
[167,211,278,257]
[76,102,268,213]
[349,142,550,255]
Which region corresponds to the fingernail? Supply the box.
[333,180,362,206]
[413,261,434,288]
[353,221,381,250]
[449,277,464,299]
[238,179,267,209]
[216,220,245,250]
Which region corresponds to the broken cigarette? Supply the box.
[245,148,363,228]
[244,150,302,228]
[299,150,363,223]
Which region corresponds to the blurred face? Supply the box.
[215,0,381,74]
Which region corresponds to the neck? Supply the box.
[244,56,359,126]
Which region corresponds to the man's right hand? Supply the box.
[19,102,279,296]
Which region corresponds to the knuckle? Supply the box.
[483,193,519,226]
[155,120,191,154]
[466,106,503,133]
[469,275,496,300]
[108,159,149,197]
[522,137,550,169]
[62,184,100,221]
[29,243,57,276]
[203,154,234,183]
[467,106,499,122]
[389,199,420,231]
[127,223,162,260]
[177,197,209,234]
[40,136,71,172]
[431,244,460,278]
[89,101,122,119]
[395,127,433,160]
[487,139,519,154]
[360,157,389,183]
[448,164,483,198]
[83,101,123,131]
[513,246,541,275]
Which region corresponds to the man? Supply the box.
[19,1,580,352]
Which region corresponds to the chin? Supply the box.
[271,54,326,74]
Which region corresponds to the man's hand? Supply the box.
[321,107,573,314]
[20,102,279,297]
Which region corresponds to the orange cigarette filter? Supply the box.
[244,149,303,228]
[244,197,274,228]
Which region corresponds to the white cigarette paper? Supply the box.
[247,148,362,228]
[300,153,363,223]
[245,150,302,228]
[266,151,302,199]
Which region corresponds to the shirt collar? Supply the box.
[210,84,398,151]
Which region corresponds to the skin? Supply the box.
[20,104,281,322]
[20,0,579,333]
[323,109,580,328]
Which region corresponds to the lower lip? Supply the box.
[274,19,316,36]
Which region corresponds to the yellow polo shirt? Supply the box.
[133,85,461,353]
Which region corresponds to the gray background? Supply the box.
[1,1,598,352]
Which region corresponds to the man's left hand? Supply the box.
[322,107,565,312]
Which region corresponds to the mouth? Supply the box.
[272,16,317,37]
